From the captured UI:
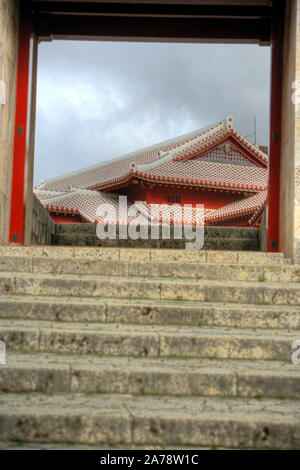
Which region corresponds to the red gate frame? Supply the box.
[9,2,32,244]
[9,2,284,251]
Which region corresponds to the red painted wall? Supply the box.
[121,184,243,210]
[50,213,84,223]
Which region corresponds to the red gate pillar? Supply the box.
[9,2,32,244]
[267,1,284,252]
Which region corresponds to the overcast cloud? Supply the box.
[34,41,271,185]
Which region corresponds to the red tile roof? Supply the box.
[130,159,267,193]
[37,116,268,194]
[35,117,268,227]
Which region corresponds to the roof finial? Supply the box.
[225,116,234,130]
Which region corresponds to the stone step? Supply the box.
[0,246,287,265]
[0,272,299,305]
[1,295,299,330]
[0,441,223,450]
[1,353,300,399]
[55,223,259,239]
[52,234,259,251]
[0,393,299,449]
[0,319,298,360]
[1,256,298,281]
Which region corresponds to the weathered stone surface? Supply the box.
[0,393,298,449]
[0,319,297,361]
[39,326,160,357]
[31,195,55,245]
[104,299,300,329]
[0,326,39,351]
[32,257,125,276]
[159,329,294,360]
[236,369,300,399]
[238,251,285,265]
[0,295,108,322]
[2,354,299,399]
[0,394,132,445]
[1,271,300,304]
[0,364,70,393]
[0,256,32,273]
[0,245,287,265]
[1,254,299,282]
[1,295,299,329]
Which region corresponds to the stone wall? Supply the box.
[31,194,55,245]
[52,223,259,251]
[259,208,268,252]
[280,0,300,263]
[0,0,19,245]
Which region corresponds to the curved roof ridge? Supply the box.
[39,118,226,189]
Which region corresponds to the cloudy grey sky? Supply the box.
[34,40,271,186]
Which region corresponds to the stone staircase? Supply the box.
[0,246,299,449]
[53,224,260,251]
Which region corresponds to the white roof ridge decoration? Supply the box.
[231,129,268,163]
[169,119,228,159]
[34,189,68,196]
[133,151,173,172]
[34,187,100,205]
[225,115,234,130]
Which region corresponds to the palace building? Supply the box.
[34,116,268,227]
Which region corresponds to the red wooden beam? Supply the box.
[267,0,284,252]
[9,2,32,244]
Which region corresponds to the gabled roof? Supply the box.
[37,116,268,194]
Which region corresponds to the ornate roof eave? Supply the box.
[205,191,267,226]
[45,204,94,223]
[92,171,266,194]
[48,207,89,222]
